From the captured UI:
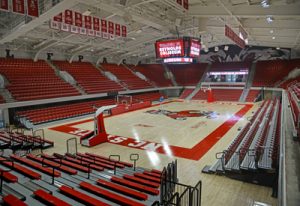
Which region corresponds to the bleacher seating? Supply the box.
[192,89,242,101]
[16,92,165,125]
[253,59,300,87]
[0,152,161,205]
[16,98,115,125]
[53,61,124,94]
[179,89,194,99]
[0,58,79,101]
[0,130,54,152]
[168,63,207,86]
[133,64,173,87]
[102,64,153,90]
[208,99,281,173]
[245,90,260,102]
[131,92,165,103]
[287,83,300,132]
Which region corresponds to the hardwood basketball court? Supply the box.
[40,99,276,206]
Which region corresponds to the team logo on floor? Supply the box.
[145,109,218,120]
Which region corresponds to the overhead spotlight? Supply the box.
[270,29,274,34]
[90,48,94,52]
[272,36,276,40]
[204,48,209,53]
[224,45,229,51]
[245,39,249,45]
[214,46,219,52]
[266,16,274,23]
[261,0,270,8]
[276,47,280,50]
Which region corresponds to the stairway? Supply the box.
[46,60,86,95]
[185,64,211,100]
[0,88,15,103]
[239,62,257,102]
[162,64,178,86]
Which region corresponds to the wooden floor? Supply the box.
[39,100,277,206]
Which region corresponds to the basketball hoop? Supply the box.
[116,95,133,106]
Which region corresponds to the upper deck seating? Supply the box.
[53,61,124,94]
[0,58,79,101]
[102,64,153,90]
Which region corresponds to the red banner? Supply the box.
[74,12,82,27]
[84,15,92,29]
[183,0,188,10]
[93,17,100,31]
[12,0,25,14]
[0,0,9,10]
[27,0,39,17]
[53,13,63,22]
[101,19,108,33]
[115,24,121,36]
[176,0,182,5]
[64,10,73,25]
[108,21,114,34]
[121,25,127,37]
[225,25,245,49]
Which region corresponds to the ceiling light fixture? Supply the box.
[261,0,270,8]
[266,16,274,23]
[270,30,274,34]
[272,36,276,40]
[276,47,280,50]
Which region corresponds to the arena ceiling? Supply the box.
[0,0,299,63]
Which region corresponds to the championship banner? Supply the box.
[115,24,121,36]
[84,15,92,29]
[70,25,79,34]
[176,0,182,5]
[74,12,83,27]
[101,19,108,33]
[12,0,25,14]
[27,0,39,17]
[50,20,60,30]
[64,10,73,25]
[53,13,63,22]
[0,0,9,11]
[108,21,114,34]
[121,25,127,37]
[61,23,70,32]
[225,25,245,49]
[93,17,100,31]
[183,0,188,10]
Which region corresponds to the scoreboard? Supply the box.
[155,37,201,63]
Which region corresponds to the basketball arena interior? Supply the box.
[0,0,300,205]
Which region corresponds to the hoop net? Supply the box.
[116,95,133,107]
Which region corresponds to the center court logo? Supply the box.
[145,109,218,120]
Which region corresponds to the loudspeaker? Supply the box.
[78,55,83,62]
[47,52,53,60]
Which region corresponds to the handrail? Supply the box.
[130,153,139,171]
[109,155,120,175]
[41,156,62,185]
[0,158,14,193]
